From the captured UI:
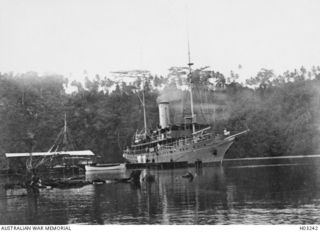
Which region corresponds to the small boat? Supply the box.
[5,114,95,170]
[85,163,126,172]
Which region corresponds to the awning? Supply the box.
[5,150,95,158]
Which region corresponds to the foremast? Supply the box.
[187,38,196,135]
[136,79,148,139]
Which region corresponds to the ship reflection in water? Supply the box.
[1,162,320,224]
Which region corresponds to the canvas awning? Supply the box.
[5,150,95,158]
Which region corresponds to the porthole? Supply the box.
[212,149,217,156]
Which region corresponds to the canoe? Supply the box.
[85,163,126,172]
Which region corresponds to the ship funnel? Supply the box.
[159,102,170,129]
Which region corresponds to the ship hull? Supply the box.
[123,137,235,164]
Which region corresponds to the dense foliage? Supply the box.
[1,66,320,169]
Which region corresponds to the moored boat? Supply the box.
[5,114,95,171]
[123,58,249,165]
[85,163,126,172]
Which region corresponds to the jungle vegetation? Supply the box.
[1,66,320,170]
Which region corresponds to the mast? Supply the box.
[142,84,147,136]
[63,113,68,150]
[64,113,67,135]
[136,79,148,138]
[187,37,196,134]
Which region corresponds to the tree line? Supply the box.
[0,66,320,170]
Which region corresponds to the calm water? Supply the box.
[1,162,320,225]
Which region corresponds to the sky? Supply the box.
[0,0,320,81]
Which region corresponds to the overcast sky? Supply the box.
[0,0,320,81]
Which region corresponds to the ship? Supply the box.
[123,60,249,165]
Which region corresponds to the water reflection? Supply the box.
[1,163,320,224]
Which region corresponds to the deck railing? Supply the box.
[124,132,221,155]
